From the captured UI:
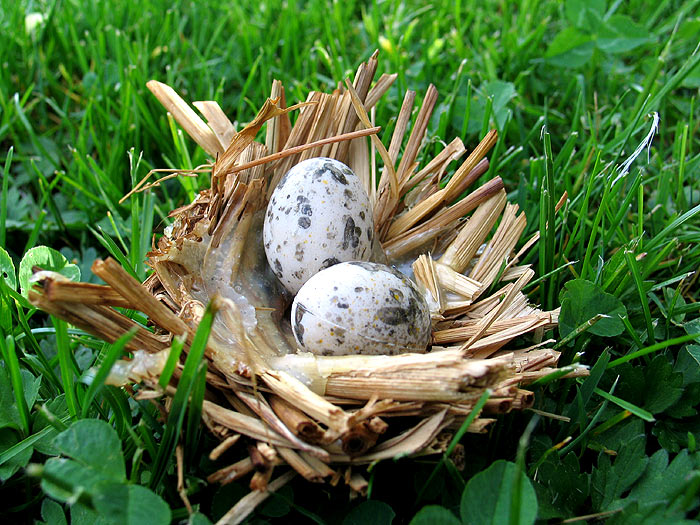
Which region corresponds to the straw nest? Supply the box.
[28,53,584,523]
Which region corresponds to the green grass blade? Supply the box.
[52,316,80,419]
[158,334,186,389]
[149,300,216,490]
[0,147,12,247]
[608,334,700,368]
[624,250,655,343]
[0,331,31,436]
[592,387,655,422]
[80,327,137,418]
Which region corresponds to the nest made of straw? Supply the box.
[29,52,584,522]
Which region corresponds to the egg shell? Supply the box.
[263,158,374,294]
[291,261,432,356]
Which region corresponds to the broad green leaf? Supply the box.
[664,382,700,419]
[92,483,171,525]
[18,246,80,298]
[684,318,700,336]
[344,500,396,525]
[545,27,595,68]
[564,0,605,32]
[0,365,37,430]
[533,453,588,518]
[33,395,69,456]
[460,460,538,525]
[0,246,17,332]
[642,355,684,414]
[653,418,700,453]
[676,346,700,385]
[52,419,126,481]
[0,246,16,290]
[41,457,110,502]
[591,434,648,510]
[0,247,16,329]
[619,449,695,514]
[70,504,111,525]
[0,428,33,481]
[21,368,42,411]
[597,15,653,54]
[607,500,696,525]
[40,498,67,525]
[559,279,626,337]
[410,506,461,525]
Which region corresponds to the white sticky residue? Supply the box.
[612,112,660,186]
[104,349,169,386]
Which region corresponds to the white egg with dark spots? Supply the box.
[263,158,374,294]
[291,261,432,356]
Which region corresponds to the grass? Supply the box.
[1,0,700,522]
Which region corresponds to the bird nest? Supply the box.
[28,53,582,523]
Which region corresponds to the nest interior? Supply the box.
[29,52,584,521]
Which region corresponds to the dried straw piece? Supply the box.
[403,138,467,204]
[207,457,255,485]
[298,451,335,478]
[43,279,133,309]
[345,79,399,202]
[439,190,507,274]
[364,73,398,110]
[412,254,445,312]
[264,80,291,155]
[92,258,190,339]
[193,100,236,150]
[268,395,325,444]
[209,434,241,461]
[216,471,295,525]
[235,391,330,461]
[203,400,297,448]
[384,130,498,240]
[388,90,416,165]
[147,80,223,156]
[214,97,311,181]
[330,409,449,464]
[276,447,324,483]
[335,51,379,162]
[433,313,552,345]
[28,282,168,354]
[260,370,350,435]
[395,84,438,189]
[232,126,380,178]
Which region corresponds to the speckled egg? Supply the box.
[263,158,374,294]
[291,261,432,356]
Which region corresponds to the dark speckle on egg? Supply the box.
[320,257,340,270]
[298,216,311,229]
[325,161,348,185]
[376,307,408,325]
[294,305,306,347]
[343,217,361,249]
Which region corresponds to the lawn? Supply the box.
[1,0,700,523]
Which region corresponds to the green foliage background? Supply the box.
[1,0,700,523]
